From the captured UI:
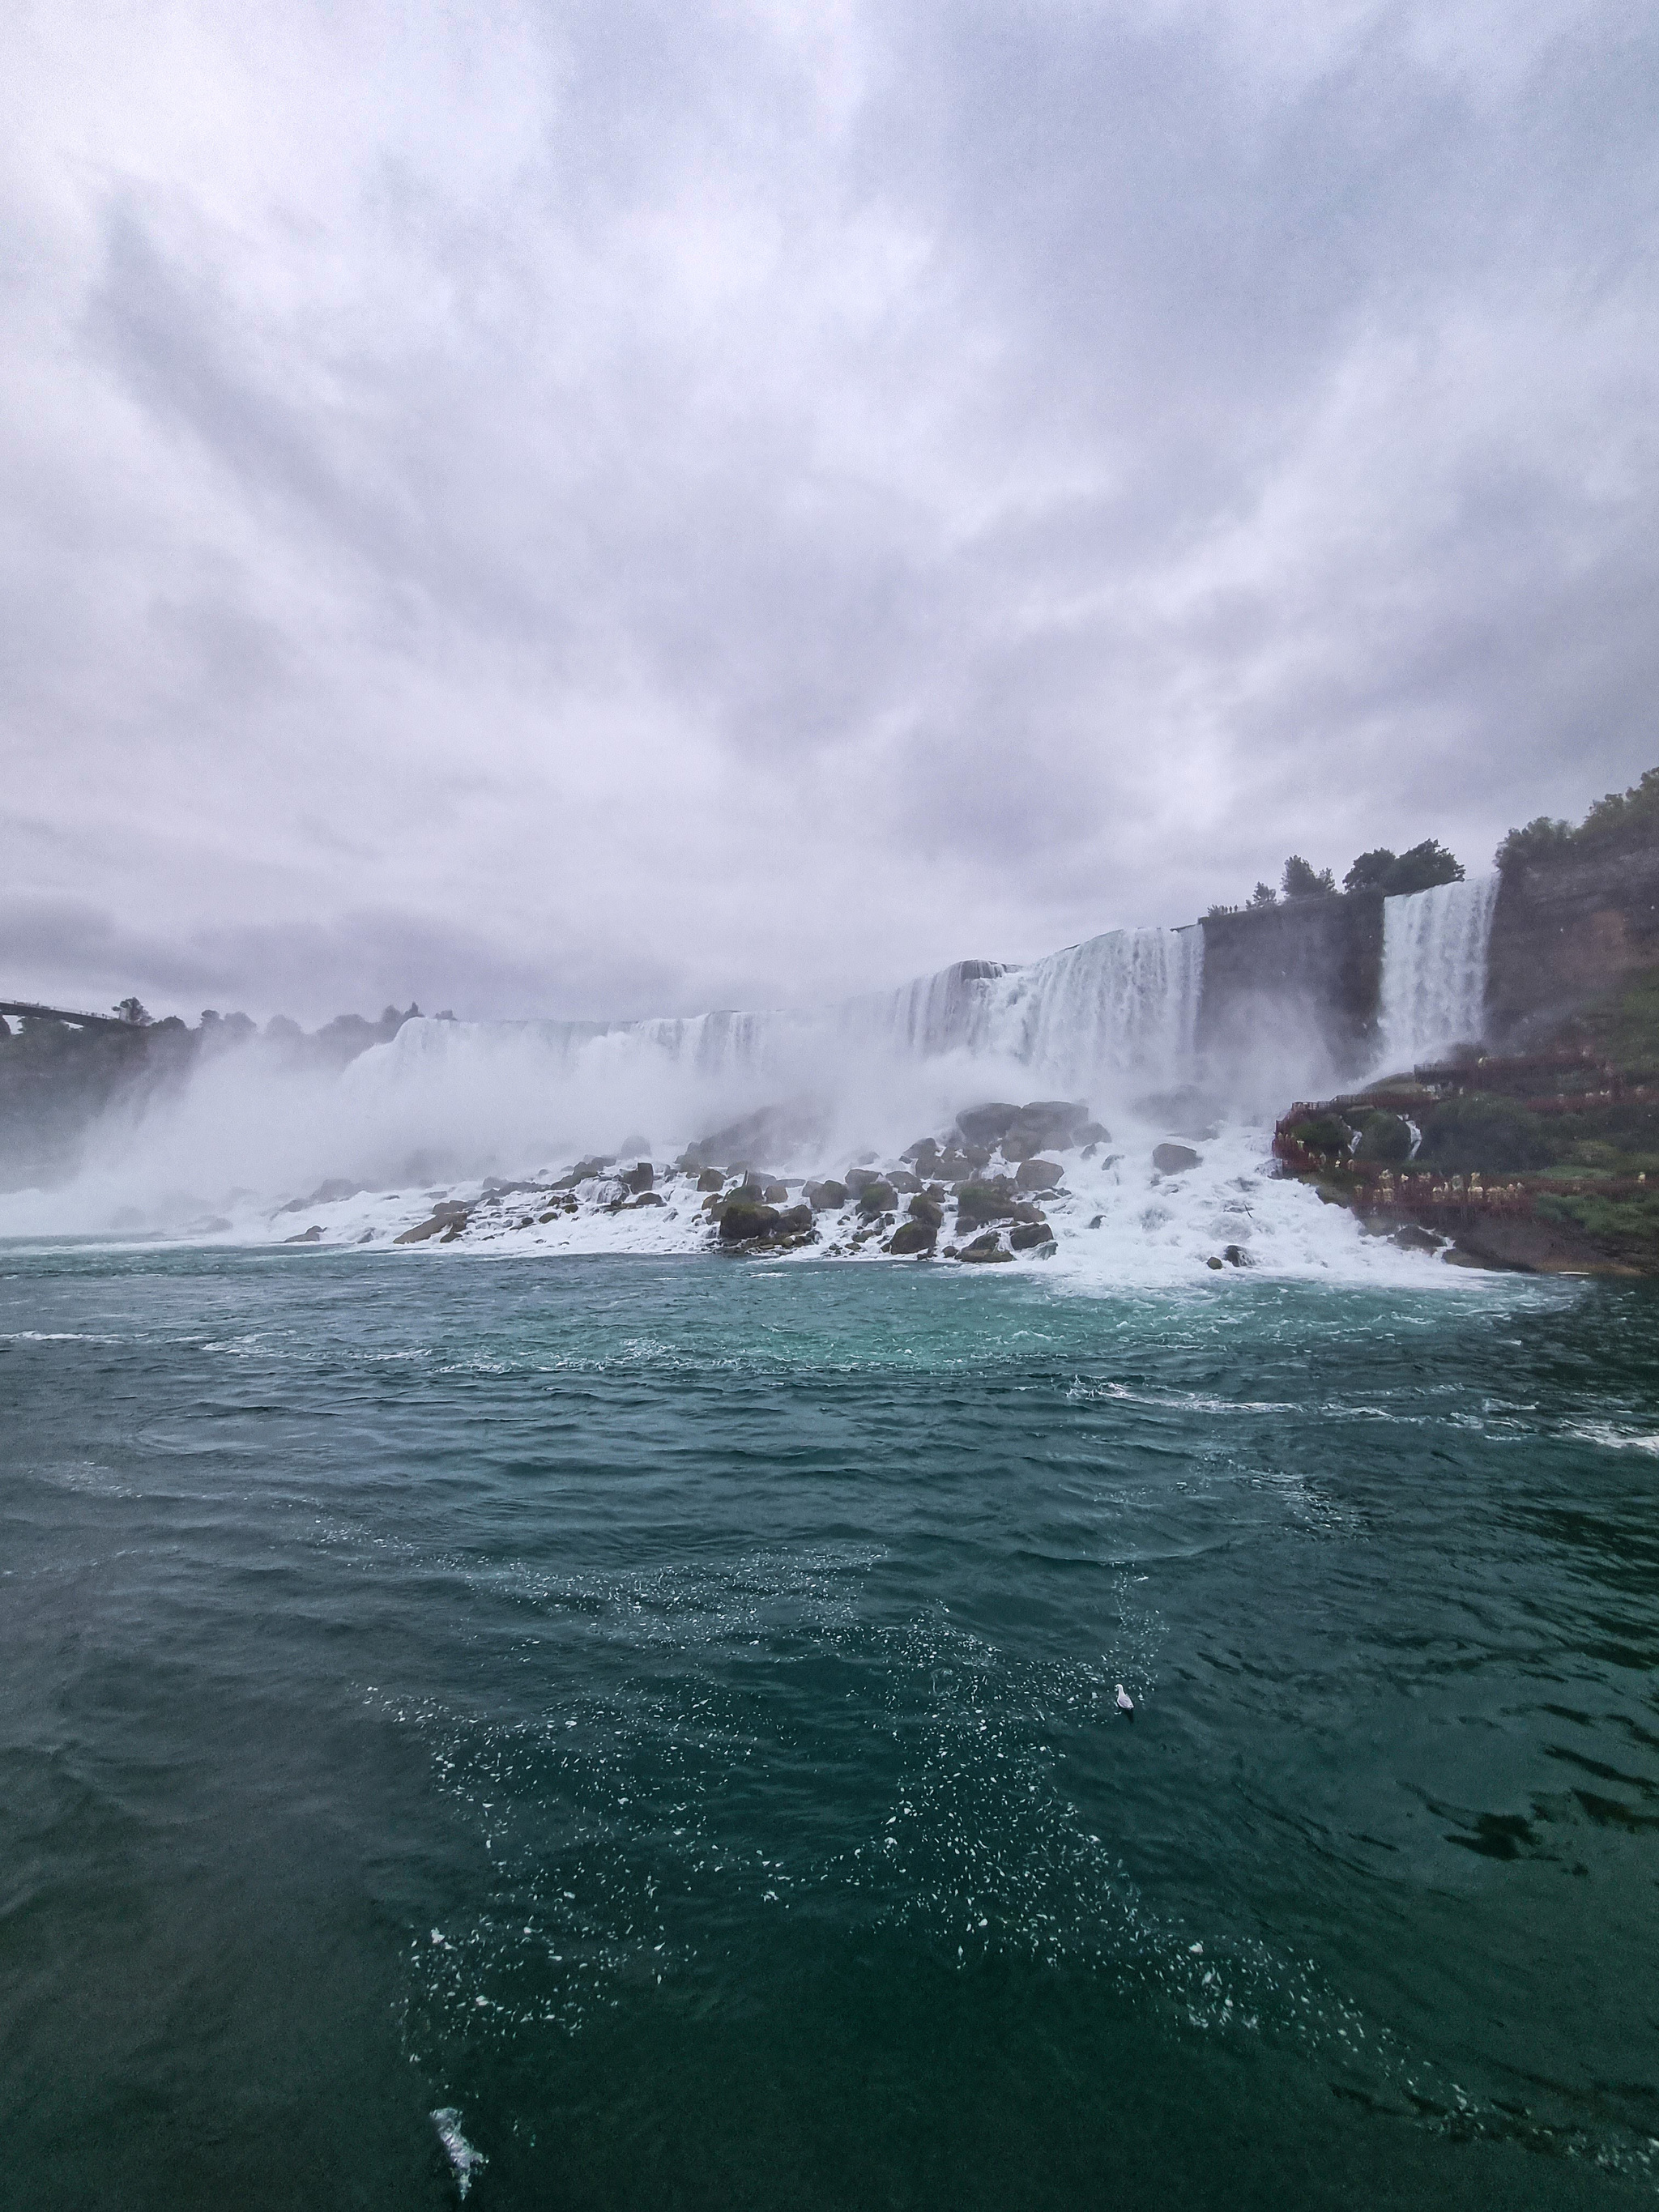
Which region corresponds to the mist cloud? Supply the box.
[2,0,1655,1023]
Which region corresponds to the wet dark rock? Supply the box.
[957,1230,1015,1264]
[886,1220,936,1255]
[857,1179,896,1214]
[571,1156,615,1180]
[1206,1255,1225,1269]
[284,1224,323,1243]
[1391,1223,1444,1252]
[1015,1157,1063,1191]
[1222,1243,1252,1266]
[804,1179,848,1211]
[954,1178,1019,1230]
[1009,1220,1052,1251]
[775,1204,813,1237]
[763,1181,790,1204]
[625,1192,666,1208]
[906,1195,944,1229]
[719,1198,779,1242]
[1000,1100,1090,1159]
[886,1170,922,1194]
[1155,1141,1205,1178]
[1075,1121,1112,1148]
[394,1205,468,1244]
[619,1161,655,1195]
[697,1169,723,1192]
[956,1102,1021,1145]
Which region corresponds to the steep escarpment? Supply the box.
[1197,893,1385,1078]
[1487,832,1659,1050]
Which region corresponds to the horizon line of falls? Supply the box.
[366,925,1205,1123]
[1377,875,1499,1070]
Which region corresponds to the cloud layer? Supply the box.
[3,0,1656,1021]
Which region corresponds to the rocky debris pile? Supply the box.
[331,1090,1262,1272]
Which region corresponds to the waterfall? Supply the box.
[977,926,1203,1093]
[1378,876,1499,1068]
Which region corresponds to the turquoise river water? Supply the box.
[3,1243,1657,2209]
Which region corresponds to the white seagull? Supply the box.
[1115,1683,1135,1717]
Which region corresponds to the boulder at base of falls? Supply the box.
[957,1230,1015,1264]
[620,1161,655,1194]
[1009,1220,1053,1252]
[857,1179,897,1214]
[954,1179,1019,1230]
[886,1220,936,1255]
[956,1102,1021,1145]
[906,1195,944,1229]
[1000,1100,1090,1159]
[763,1182,790,1204]
[1015,1157,1063,1191]
[1152,1142,1201,1174]
[804,1179,848,1211]
[719,1198,779,1242]
[394,1202,470,1244]
[697,1168,723,1192]
[284,1224,323,1243]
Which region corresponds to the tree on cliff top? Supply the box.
[1282,855,1337,898]
[1343,848,1397,893]
[1341,841,1463,896]
[1247,881,1277,908]
[1499,764,1659,870]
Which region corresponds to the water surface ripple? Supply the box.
[3,1247,1657,2209]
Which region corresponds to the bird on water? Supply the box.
[1115,1683,1135,1717]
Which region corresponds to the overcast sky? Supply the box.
[3,0,1656,1025]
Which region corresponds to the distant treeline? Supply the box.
[1208,760,1659,919]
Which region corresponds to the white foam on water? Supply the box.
[1564,1421,1659,1455]
[431,2107,485,2197]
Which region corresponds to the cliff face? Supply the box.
[1197,894,1384,1077]
[1487,833,1659,1048]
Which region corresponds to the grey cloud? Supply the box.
[2,0,1656,1023]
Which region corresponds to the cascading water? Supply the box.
[982,926,1203,1093]
[1377,875,1499,1069]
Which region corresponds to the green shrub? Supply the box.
[1354,1110,1412,1164]
[1417,1096,1555,1173]
[1286,1113,1352,1155]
